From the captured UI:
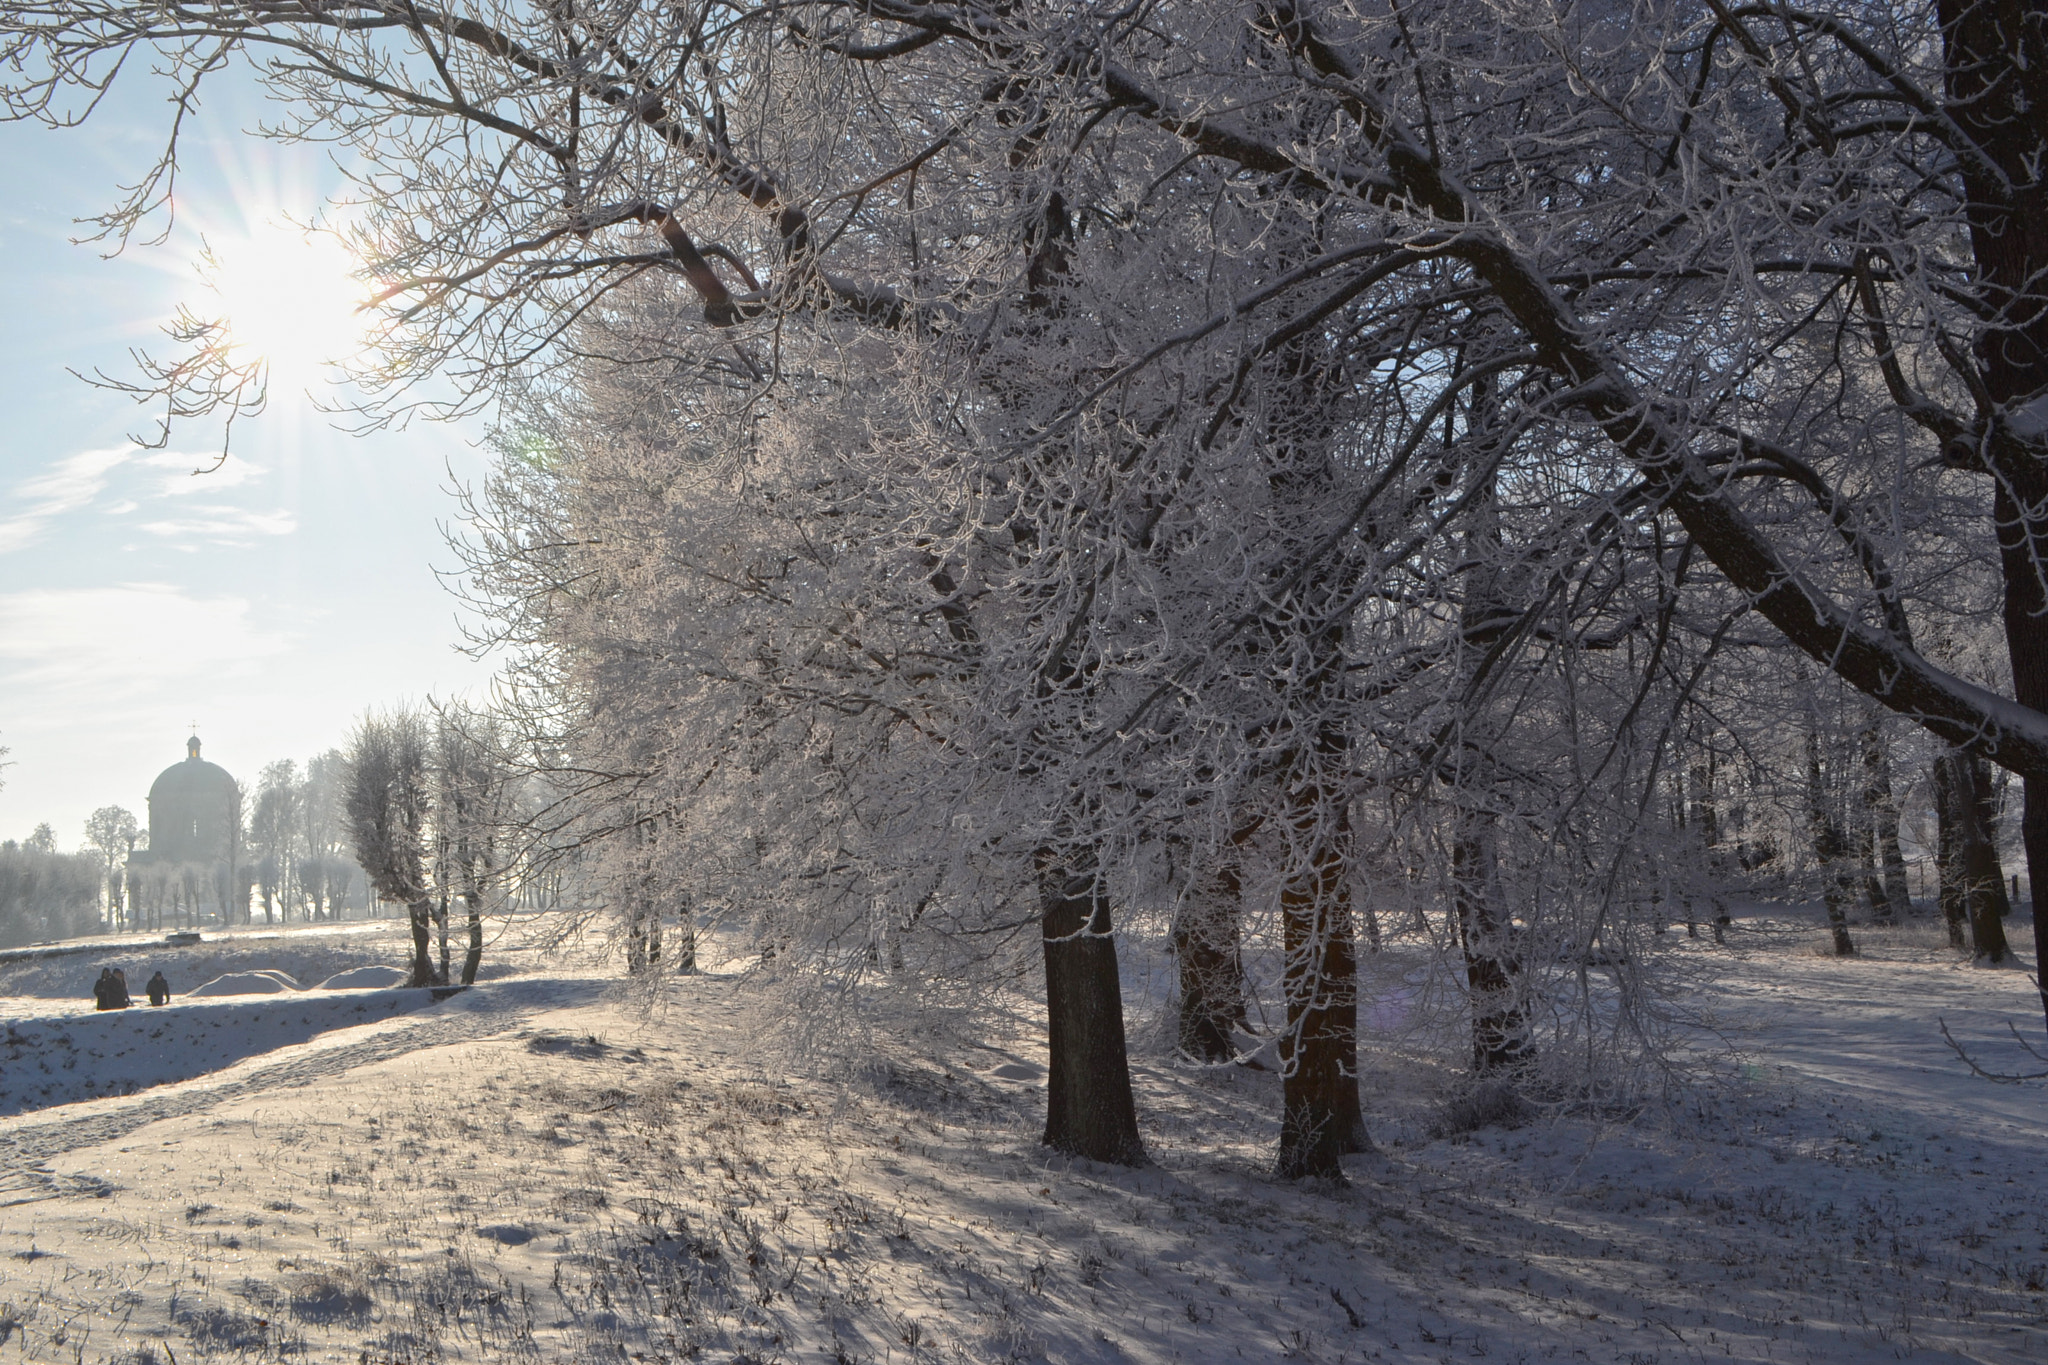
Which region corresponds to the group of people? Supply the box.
[92,967,171,1009]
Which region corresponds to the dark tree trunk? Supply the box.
[1942,0,2048,1024]
[674,893,697,973]
[1806,727,1856,956]
[626,901,653,975]
[1275,771,1372,1180]
[1038,849,1146,1166]
[1963,755,2012,963]
[1864,718,1913,916]
[408,896,435,987]
[461,893,483,985]
[1172,833,1250,1064]
[1935,753,1970,948]
[1454,812,1534,1073]
[435,890,451,985]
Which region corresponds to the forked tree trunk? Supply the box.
[1275,771,1372,1180]
[1038,849,1146,1166]
[408,896,435,987]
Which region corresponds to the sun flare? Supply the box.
[204,222,371,386]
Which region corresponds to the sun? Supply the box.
[203,221,371,388]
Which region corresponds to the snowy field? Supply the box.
[0,914,2044,1364]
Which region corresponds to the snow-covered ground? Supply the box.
[0,913,2044,1363]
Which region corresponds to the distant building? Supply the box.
[126,736,241,928]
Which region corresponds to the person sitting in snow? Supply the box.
[146,971,170,1006]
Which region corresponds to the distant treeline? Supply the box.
[0,841,102,948]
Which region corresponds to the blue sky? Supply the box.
[0,75,495,849]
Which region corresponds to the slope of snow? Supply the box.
[0,988,435,1116]
[317,965,413,990]
[0,913,2041,1364]
[185,970,303,997]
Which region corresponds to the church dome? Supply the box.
[144,736,239,864]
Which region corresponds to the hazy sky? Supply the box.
[1,75,496,849]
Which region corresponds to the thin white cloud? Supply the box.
[1,447,280,552]
[142,451,264,498]
[136,505,297,543]
[0,446,130,552]
[0,583,293,699]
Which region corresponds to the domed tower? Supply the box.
[146,736,239,864]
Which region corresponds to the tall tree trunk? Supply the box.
[1806,727,1857,956]
[436,889,452,985]
[1963,754,2012,963]
[1864,717,1913,916]
[1445,456,1538,1061]
[461,891,483,985]
[1686,729,1733,942]
[1935,752,1971,948]
[1454,809,1533,1072]
[1942,0,2048,1025]
[1275,758,1372,1179]
[1172,829,1250,1064]
[1856,715,1897,923]
[1037,847,1146,1166]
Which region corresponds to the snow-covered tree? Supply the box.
[344,708,437,985]
[83,805,138,928]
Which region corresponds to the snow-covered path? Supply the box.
[0,979,600,1186]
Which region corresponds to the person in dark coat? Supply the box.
[92,967,116,1010]
[146,971,171,1006]
[110,968,132,1008]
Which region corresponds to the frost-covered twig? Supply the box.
[1937,1016,2048,1084]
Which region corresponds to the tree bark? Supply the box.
[1864,717,1913,916]
[1275,768,1372,1179]
[674,893,698,973]
[1454,810,1534,1073]
[408,896,435,987]
[1172,830,1251,1064]
[1806,727,1856,956]
[1038,848,1146,1166]
[1941,0,2048,1021]
[435,889,451,985]
[461,892,483,985]
[1935,753,1971,948]
[1963,754,2012,963]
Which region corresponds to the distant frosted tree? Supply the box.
[247,759,300,924]
[431,703,514,985]
[298,750,347,918]
[83,805,138,930]
[344,709,436,985]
